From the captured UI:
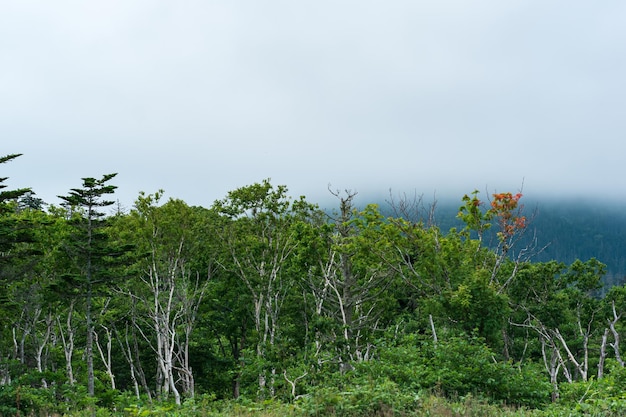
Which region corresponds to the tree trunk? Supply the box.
[117,326,140,399]
[57,302,76,385]
[598,328,609,380]
[86,247,95,397]
[609,300,624,367]
[95,325,116,390]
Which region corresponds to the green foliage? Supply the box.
[550,361,626,416]
[367,333,551,408]
[458,190,493,239]
[2,166,626,416]
[296,377,419,416]
[0,369,95,416]
[563,258,606,293]
[447,269,510,346]
[0,153,30,211]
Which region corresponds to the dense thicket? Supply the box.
[2,155,626,416]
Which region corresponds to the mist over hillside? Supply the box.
[336,194,626,292]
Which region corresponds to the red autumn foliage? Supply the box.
[489,192,526,241]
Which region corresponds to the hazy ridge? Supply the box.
[359,196,626,291]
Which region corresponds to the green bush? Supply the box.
[364,333,551,408]
[296,377,419,416]
[0,369,75,416]
[554,362,626,416]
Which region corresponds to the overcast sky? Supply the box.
[2,1,626,209]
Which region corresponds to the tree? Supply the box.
[57,173,119,397]
[457,190,532,292]
[0,153,32,275]
[0,153,40,387]
[509,258,606,400]
[0,154,30,208]
[213,179,316,398]
[1,207,65,385]
[327,193,399,367]
[299,190,400,372]
[122,192,213,404]
[599,285,626,379]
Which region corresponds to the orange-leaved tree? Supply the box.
[458,190,530,292]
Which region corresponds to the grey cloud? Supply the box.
[2,1,626,208]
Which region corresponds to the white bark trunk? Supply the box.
[609,301,624,367]
[57,303,76,385]
[95,325,116,390]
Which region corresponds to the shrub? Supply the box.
[364,333,551,408]
[297,378,419,416]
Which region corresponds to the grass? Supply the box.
[63,394,562,417]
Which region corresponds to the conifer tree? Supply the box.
[58,173,118,397]
[0,153,32,281]
[0,153,30,207]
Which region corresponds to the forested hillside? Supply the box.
[426,199,626,292]
[3,153,626,416]
[528,200,626,290]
